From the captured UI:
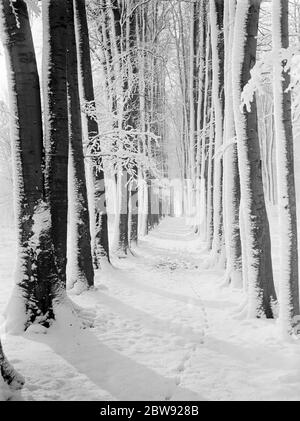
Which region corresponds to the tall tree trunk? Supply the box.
[222,0,242,287]
[200,15,211,242]
[106,0,131,256]
[74,0,110,266]
[137,6,148,238]
[115,170,130,256]
[209,0,224,265]
[272,0,300,333]
[127,2,139,247]
[206,107,215,248]
[42,0,69,296]
[66,0,94,289]
[189,1,196,185]
[129,179,138,246]
[0,0,58,331]
[195,0,207,234]
[232,0,277,318]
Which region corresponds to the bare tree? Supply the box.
[272,0,299,333]
[43,0,69,296]
[0,0,60,330]
[209,0,225,265]
[222,0,242,287]
[232,0,277,318]
[74,0,110,265]
[66,0,94,288]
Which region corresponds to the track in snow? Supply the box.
[2,217,300,401]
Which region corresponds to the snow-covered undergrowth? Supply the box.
[1,216,300,401]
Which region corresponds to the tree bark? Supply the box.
[74,0,110,265]
[137,6,148,237]
[0,340,24,394]
[116,170,130,256]
[43,0,69,295]
[127,2,139,247]
[206,107,215,248]
[222,0,242,287]
[209,0,224,264]
[200,13,211,242]
[66,0,94,288]
[129,178,138,246]
[272,0,299,333]
[0,0,59,330]
[232,0,277,318]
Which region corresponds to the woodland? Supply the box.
[0,0,300,402]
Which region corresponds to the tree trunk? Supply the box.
[209,0,224,264]
[66,0,94,289]
[127,2,139,247]
[200,13,211,242]
[189,1,196,185]
[0,340,24,394]
[73,0,110,265]
[222,0,242,287]
[272,0,299,333]
[115,170,130,256]
[129,179,138,246]
[206,107,215,248]
[42,0,69,296]
[0,0,58,331]
[232,0,277,318]
[195,0,207,234]
[137,7,148,238]
[108,0,131,256]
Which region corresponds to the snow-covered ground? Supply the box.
[1,217,300,401]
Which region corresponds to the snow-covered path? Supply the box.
[1,217,300,401]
